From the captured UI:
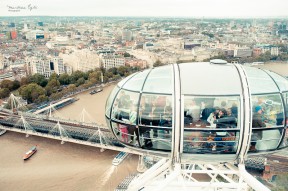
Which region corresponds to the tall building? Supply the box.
[100,54,125,70]
[122,30,133,42]
[60,49,100,72]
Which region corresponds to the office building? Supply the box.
[101,54,125,70]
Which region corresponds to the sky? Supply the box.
[0,0,288,18]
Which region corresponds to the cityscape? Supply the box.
[1,1,288,191]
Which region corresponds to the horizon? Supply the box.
[1,0,288,18]
[1,15,288,19]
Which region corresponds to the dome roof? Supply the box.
[105,61,288,163]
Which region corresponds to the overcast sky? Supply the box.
[1,0,288,18]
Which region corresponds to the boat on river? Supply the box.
[112,151,128,166]
[23,146,37,160]
[90,88,103,95]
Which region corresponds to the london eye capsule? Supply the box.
[105,60,288,163]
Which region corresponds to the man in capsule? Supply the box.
[250,106,266,151]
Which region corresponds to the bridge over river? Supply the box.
[0,107,142,156]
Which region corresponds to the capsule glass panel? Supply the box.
[122,70,150,91]
[142,65,173,94]
[249,94,284,152]
[183,96,240,154]
[105,86,120,117]
[180,63,242,95]
[117,73,136,88]
[266,71,288,92]
[244,66,279,94]
[279,92,288,148]
[138,94,172,151]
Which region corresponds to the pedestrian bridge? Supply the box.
[0,107,142,155]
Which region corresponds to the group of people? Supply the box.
[112,91,172,149]
[112,91,138,144]
[185,99,238,129]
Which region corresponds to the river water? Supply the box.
[54,84,116,125]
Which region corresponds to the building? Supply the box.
[122,30,133,42]
[10,30,17,40]
[143,42,154,50]
[64,65,73,75]
[125,58,148,69]
[183,42,201,50]
[26,56,65,78]
[26,30,45,40]
[270,46,279,56]
[9,22,15,28]
[51,57,65,75]
[234,48,252,58]
[100,54,125,69]
[38,22,44,27]
[60,49,101,72]
[255,45,279,56]
[253,48,262,57]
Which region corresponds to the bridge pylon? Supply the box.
[19,115,34,137]
[48,121,70,144]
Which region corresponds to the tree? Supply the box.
[45,79,60,96]
[117,66,129,76]
[0,79,19,91]
[49,73,58,81]
[0,80,14,90]
[108,67,118,75]
[50,92,64,101]
[20,77,29,86]
[75,77,85,87]
[35,94,48,104]
[124,52,131,57]
[153,59,164,67]
[19,83,46,103]
[58,73,70,85]
[70,70,85,84]
[67,84,76,92]
[112,74,121,81]
[277,44,288,53]
[88,71,101,83]
[28,74,48,87]
[0,88,10,99]
[12,80,20,90]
